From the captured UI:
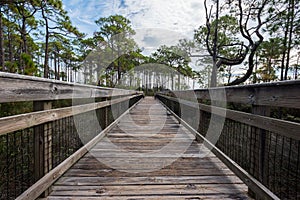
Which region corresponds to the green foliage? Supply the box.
[4,61,18,73]
[150,44,195,90]
[95,15,135,38]
[196,65,212,88]
[152,45,191,72]
[194,15,241,58]
[21,53,37,75]
[92,15,142,86]
[255,38,281,82]
[0,0,298,88]
[0,102,33,118]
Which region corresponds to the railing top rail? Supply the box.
[0,72,142,103]
[160,80,300,108]
[177,80,300,92]
[0,72,113,90]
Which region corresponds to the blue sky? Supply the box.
[62,0,206,55]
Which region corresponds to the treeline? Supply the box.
[0,0,83,79]
[196,0,300,86]
[0,1,196,89]
[0,0,299,89]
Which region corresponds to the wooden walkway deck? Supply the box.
[47,97,250,199]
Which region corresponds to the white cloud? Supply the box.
[63,0,115,35]
[133,28,188,55]
[63,0,206,52]
[115,0,205,53]
[116,0,205,37]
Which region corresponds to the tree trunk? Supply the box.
[227,44,259,86]
[267,58,272,82]
[42,7,50,78]
[54,53,57,79]
[178,73,180,90]
[8,32,13,63]
[171,72,174,90]
[57,51,60,80]
[284,0,295,80]
[117,46,121,82]
[19,41,23,73]
[44,29,50,78]
[21,17,27,54]
[227,66,232,84]
[89,63,93,83]
[210,0,219,88]
[295,55,299,79]
[253,52,258,84]
[70,63,73,82]
[0,11,4,70]
[280,3,290,80]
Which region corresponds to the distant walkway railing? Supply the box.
[156,81,300,200]
[0,72,143,199]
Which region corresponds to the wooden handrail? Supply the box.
[157,94,300,140]
[0,72,144,200]
[158,97,280,200]
[0,94,141,136]
[156,81,300,200]
[0,72,142,103]
[15,97,143,200]
[168,80,300,108]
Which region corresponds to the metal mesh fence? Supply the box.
[0,95,142,199]
[157,95,300,199]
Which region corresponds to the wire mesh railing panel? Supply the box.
[201,112,300,199]
[0,95,143,199]
[157,93,300,200]
[0,129,35,200]
[263,132,300,199]
[51,117,83,169]
[0,73,143,199]
[199,112,300,199]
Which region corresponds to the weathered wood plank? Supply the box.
[68,160,228,171]
[105,132,190,139]
[63,168,234,177]
[70,162,227,171]
[0,72,142,102]
[171,80,300,108]
[55,175,244,186]
[92,142,210,151]
[46,97,249,200]
[45,194,249,200]
[0,95,142,136]
[50,184,248,196]
[15,97,143,200]
[158,96,279,200]
[76,156,221,165]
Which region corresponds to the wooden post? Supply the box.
[33,101,52,196]
[170,99,174,113]
[196,99,204,142]
[176,101,181,118]
[43,102,52,174]
[115,101,120,119]
[100,98,108,129]
[251,105,270,198]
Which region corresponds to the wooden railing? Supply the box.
[156,81,300,200]
[0,72,144,200]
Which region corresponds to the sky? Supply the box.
[62,0,206,55]
[60,1,298,85]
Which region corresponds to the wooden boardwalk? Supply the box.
[47,97,250,200]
